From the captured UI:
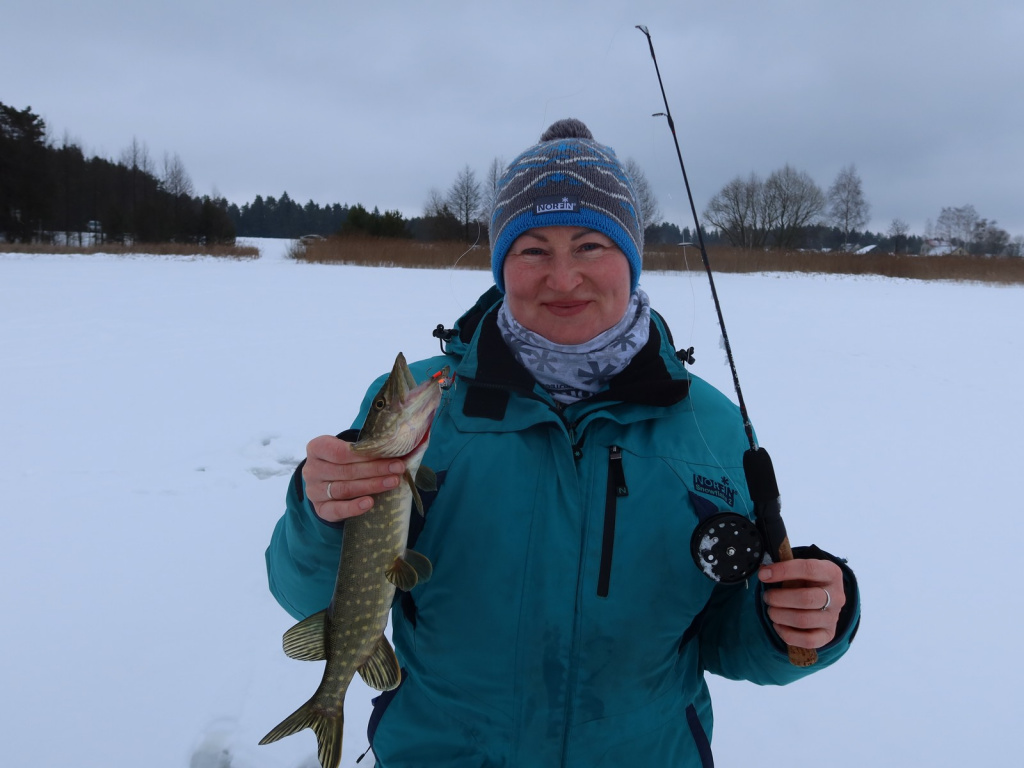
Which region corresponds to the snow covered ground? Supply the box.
[1,238,1020,767]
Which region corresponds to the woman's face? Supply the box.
[503,226,632,345]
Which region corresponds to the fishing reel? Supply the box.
[690,512,765,584]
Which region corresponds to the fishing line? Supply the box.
[636,25,816,665]
[633,25,757,476]
[541,26,623,132]
[634,72,750,518]
[674,242,741,492]
[451,219,482,271]
[445,218,483,317]
[637,25,756,454]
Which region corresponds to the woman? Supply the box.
[267,119,860,767]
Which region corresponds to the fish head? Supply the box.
[352,353,448,459]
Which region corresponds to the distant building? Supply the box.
[921,239,968,256]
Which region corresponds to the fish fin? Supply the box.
[386,556,420,591]
[406,470,425,515]
[401,358,417,392]
[404,549,433,584]
[386,549,433,590]
[414,465,437,492]
[282,610,328,661]
[357,634,401,691]
[259,698,344,768]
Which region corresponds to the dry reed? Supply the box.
[291,237,491,270]
[292,238,1024,286]
[644,246,1024,285]
[0,242,260,259]
[6,237,1019,284]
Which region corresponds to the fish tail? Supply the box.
[259,699,343,768]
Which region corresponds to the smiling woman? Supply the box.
[264,118,861,768]
[502,227,633,344]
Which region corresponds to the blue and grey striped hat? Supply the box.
[489,118,644,293]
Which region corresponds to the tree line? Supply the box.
[415,155,691,246]
[703,163,1021,256]
[6,100,1018,257]
[0,102,235,245]
[225,160,1023,257]
[227,192,350,238]
[926,204,1016,256]
[226,194,453,241]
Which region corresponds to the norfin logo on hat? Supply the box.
[534,195,580,215]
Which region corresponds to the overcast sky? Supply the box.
[6,0,1022,238]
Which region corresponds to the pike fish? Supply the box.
[260,352,447,768]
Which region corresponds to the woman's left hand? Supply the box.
[758,559,846,649]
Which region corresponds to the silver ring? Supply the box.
[326,481,335,500]
[820,588,832,611]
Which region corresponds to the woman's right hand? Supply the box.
[303,435,405,523]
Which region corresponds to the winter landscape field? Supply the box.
[1,238,1020,767]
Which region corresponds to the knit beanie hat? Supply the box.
[489,118,644,293]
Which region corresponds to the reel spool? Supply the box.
[690,512,764,584]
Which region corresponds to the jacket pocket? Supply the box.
[367,669,406,750]
[685,703,714,767]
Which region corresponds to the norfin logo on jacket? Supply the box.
[693,474,735,507]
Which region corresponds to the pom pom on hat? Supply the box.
[539,118,594,142]
[489,119,644,293]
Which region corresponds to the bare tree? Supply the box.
[827,164,870,250]
[446,165,483,242]
[160,152,193,240]
[161,152,194,199]
[424,188,448,219]
[119,137,155,240]
[480,156,505,225]
[704,173,767,248]
[971,218,1011,255]
[423,187,460,241]
[623,157,661,232]
[1008,234,1024,258]
[887,218,910,253]
[935,205,979,249]
[762,164,825,249]
[119,136,153,174]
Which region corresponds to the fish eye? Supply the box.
[374,398,387,410]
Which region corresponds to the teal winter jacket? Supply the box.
[266,287,860,767]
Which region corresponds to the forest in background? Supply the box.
[3,101,1020,259]
[0,102,234,245]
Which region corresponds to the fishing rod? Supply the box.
[636,24,816,667]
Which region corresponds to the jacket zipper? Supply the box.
[500,399,599,763]
[597,445,628,598]
[559,414,592,765]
